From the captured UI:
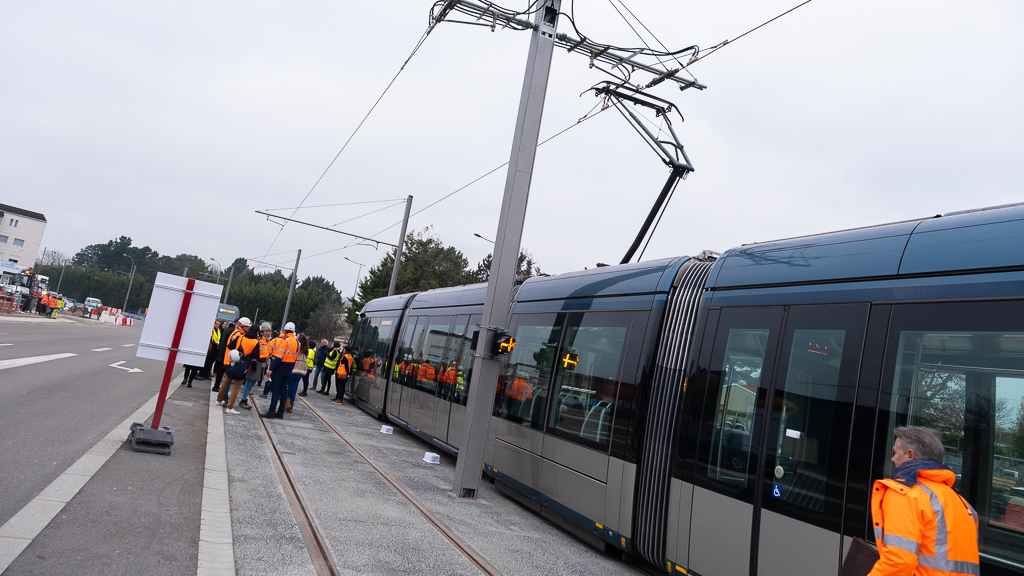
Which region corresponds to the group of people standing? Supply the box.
[181,317,357,418]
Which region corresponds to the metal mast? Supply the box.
[453,0,562,499]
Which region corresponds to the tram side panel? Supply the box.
[386,308,482,455]
[664,279,1024,576]
[486,296,664,551]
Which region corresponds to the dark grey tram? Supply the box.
[346,202,1024,575]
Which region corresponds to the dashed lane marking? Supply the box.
[0,344,12,347]
[121,344,135,348]
[0,353,77,371]
[91,348,113,352]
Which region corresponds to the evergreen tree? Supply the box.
[345,228,479,325]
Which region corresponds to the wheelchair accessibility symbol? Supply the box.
[772,484,782,498]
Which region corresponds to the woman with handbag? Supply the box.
[286,334,310,412]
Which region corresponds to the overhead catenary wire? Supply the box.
[611,0,698,81]
[356,102,610,246]
[255,3,459,269]
[332,200,408,227]
[264,199,406,211]
[686,0,816,68]
[285,102,610,267]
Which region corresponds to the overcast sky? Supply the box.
[2,0,1022,296]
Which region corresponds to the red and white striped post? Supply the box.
[150,278,195,430]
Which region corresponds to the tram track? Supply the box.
[251,396,340,576]
[251,394,502,576]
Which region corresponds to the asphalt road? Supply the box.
[0,315,189,527]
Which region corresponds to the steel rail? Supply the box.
[296,396,503,576]
[251,397,340,576]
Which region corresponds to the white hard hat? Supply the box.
[238,317,252,327]
[229,349,241,362]
[283,321,295,332]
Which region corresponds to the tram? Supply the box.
[345,202,1024,575]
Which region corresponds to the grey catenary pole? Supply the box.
[122,264,135,312]
[222,265,235,304]
[453,0,560,498]
[281,249,301,328]
[388,195,413,297]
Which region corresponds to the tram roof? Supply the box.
[360,292,416,313]
[514,257,687,302]
[409,283,488,309]
[707,202,1024,289]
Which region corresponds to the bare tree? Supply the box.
[305,302,348,342]
[38,249,72,266]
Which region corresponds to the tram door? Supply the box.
[432,315,469,445]
[755,305,865,576]
[687,305,866,576]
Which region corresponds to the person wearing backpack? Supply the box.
[216,320,259,414]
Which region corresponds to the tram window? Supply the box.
[706,328,770,489]
[412,316,453,394]
[547,312,631,451]
[396,317,427,388]
[452,315,480,407]
[351,317,370,351]
[610,311,651,463]
[496,313,564,430]
[358,317,394,379]
[884,323,1024,568]
[437,316,468,401]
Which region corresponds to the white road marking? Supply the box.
[91,347,113,352]
[0,379,179,572]
[0,353,77,371]
[121,344,135,348]
[109,361,143,373]
[0,344,12,347]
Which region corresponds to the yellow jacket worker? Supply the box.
[869,426,979,576]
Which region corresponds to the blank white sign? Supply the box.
[137,273,223,366]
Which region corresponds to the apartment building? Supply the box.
[0,204,47,266]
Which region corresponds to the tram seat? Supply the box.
[581,401,612,443]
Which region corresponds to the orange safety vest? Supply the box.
[337,353,354,379]
[361,356,376,374]
[236,337,259,357]
[270,334,299,363]
[402,361,416,377]
[222,327,245,364]
[869,467,980,576]
[416,363,436,383]
[259,336,271,359]
[508,378,532,401]
[441,366,457,385]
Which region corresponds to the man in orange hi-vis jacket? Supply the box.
[868,426,980,576]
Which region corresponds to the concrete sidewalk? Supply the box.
[1,380,643,576]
